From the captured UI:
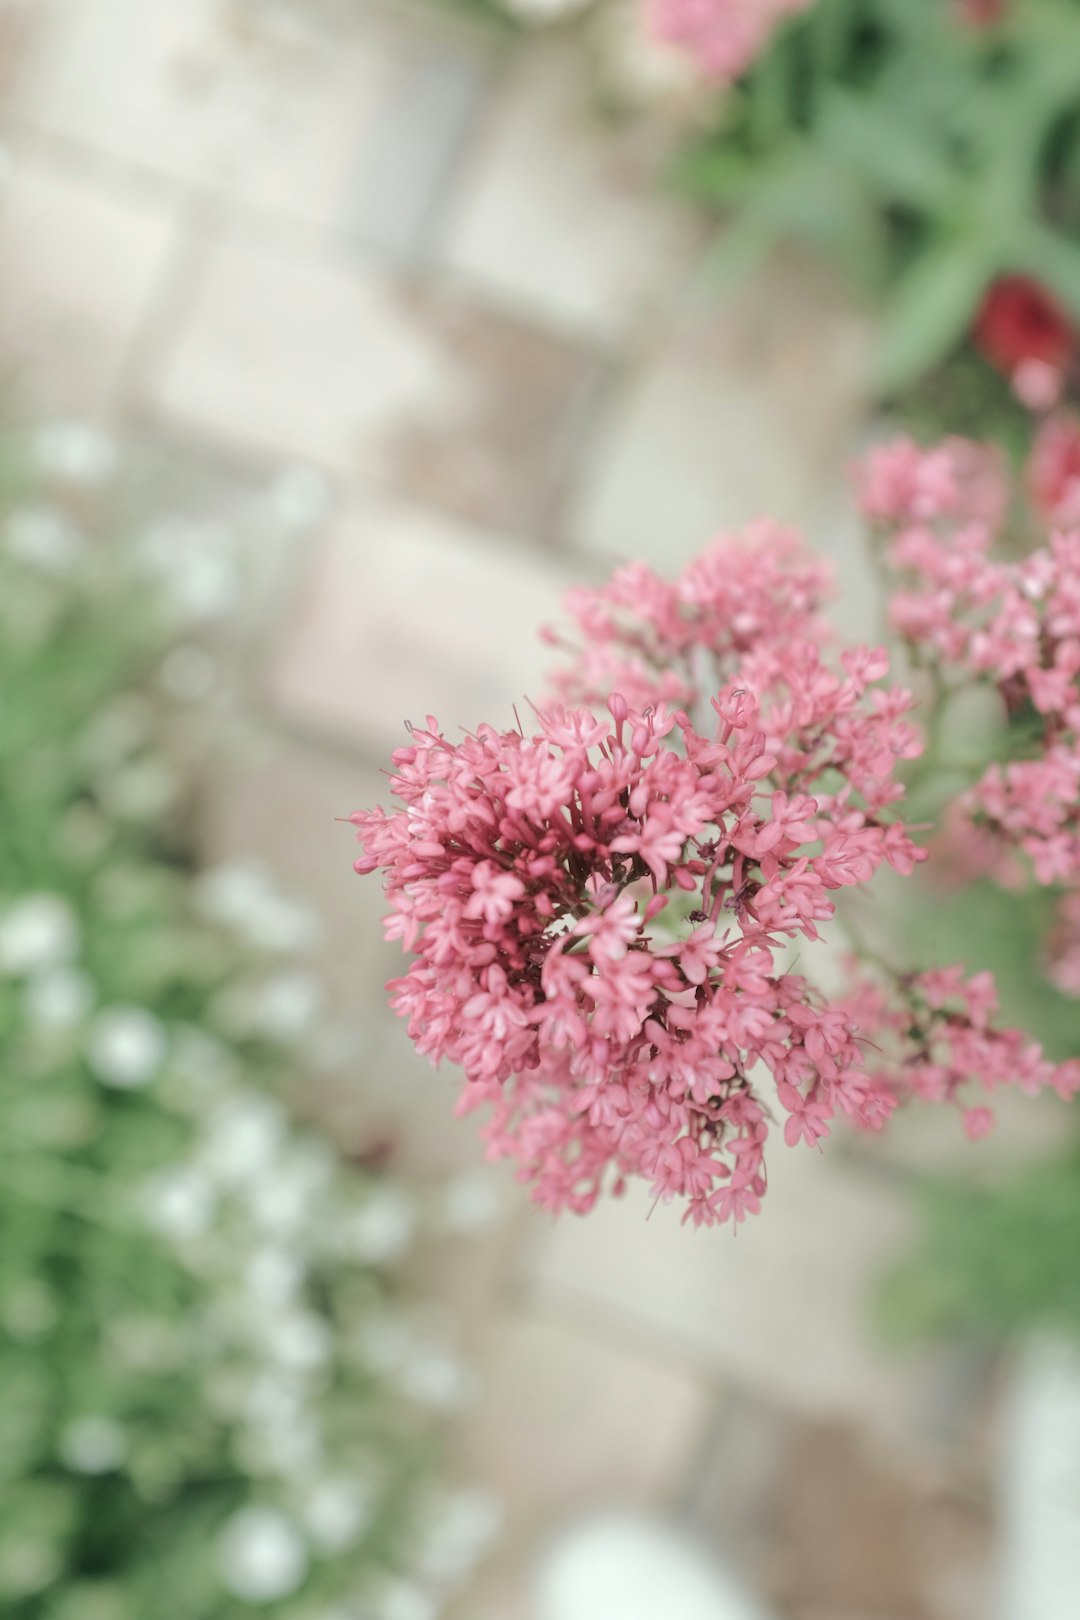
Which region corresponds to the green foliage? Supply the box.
[0,439,486,1618]
[881,876,1080,1348]
[882,1150,1080,1344]
[674,0,1080,393]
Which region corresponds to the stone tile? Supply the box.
[383,290,600,535]
[147,228,597,531]
[14,0,489,244]
[445,1565,532,1620]
[521,1146,946,1448]
[147,229,459,473]
[267,495,583,759]
[0,150,179,415]
[756,1421,993,1620]
[0,0,39,105]
[439,40,701,341]
[567,256,873,577]
[458,1307,711,1541]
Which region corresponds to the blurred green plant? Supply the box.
[0,429,496,1620]
[879,874,1080,1346]
[670,0,1080,395]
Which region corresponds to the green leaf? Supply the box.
[875,235,999,392]
[817,89,958,211]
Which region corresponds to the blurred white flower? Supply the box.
[60,1416,127,1474]
[442,1170,504,1234]
[159,643,218,702]
[34,420,117,484]
[355,1314,416,1376]
[80,696,151,766]
[264,1310,332,1373]
[194,862,321,953]
[4,505,83,572]
[24,967,94,1029]
[416,1490,502,1585]
[338,1185,415,1264]
[253,970,325,1041]
[217,1506,308,1603]
[269,463,332,530]
[0,894,78,975]
[255,1422,323,1481]
[246,1139,333,1236]
[302,1476,376,1552]
[591,0,706,108]
[142,1167,216,1241]
[138,516,240,621]
[243,1372,306,1433]
[87,1006,167,1088]
[201,1093,287,1185]
[171,1025,236,1092]
[375,1579,439,1620]
[100,759,177,820]
[400,1347,477,1413]
[244,1247,304,1308]
[502,0,591,18]
[108,1316,182,1372]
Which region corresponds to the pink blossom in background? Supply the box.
[546,519,832,713]
[954,0,1008,27]
[860,435,1080,893]
[844,966,1080,1122]
[647,0,814,82]
[1029,413,1080,526]
[1048,889,1080,997]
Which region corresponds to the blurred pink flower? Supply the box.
[646,0,813,82]
[1029,413,1080,526]
[860,434,1080,895]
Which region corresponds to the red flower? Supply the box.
[954,0,1006,26]
[973,276,1075,381]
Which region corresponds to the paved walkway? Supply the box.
[0,3,1006,1615]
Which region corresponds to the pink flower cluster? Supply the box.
[353,647,926,1225]
[859,435,1080,888]
[647,0,813,83]
[547,519,832,712]
[845,966,1080,1139]
[352,486,1079,1226]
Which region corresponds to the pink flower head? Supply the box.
[352,623,948,1228]
[646,0,814,83]
[549,519,832,713]
[861,435,1080,894]
[1029,413,1080,526]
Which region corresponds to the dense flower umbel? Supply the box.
[843,966,1080,1137]
[860,435,1080,890]
[647,0,814,83]
[546,519,832,713]
[353,640,938,1226]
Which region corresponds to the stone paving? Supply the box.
[0,3,1003,1616]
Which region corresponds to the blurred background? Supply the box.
[1,2,1077,1618]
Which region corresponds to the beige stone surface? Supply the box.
[521,1144,941,1448]
[146,226,599,535]
[460,1307,711,1534]
[567,258,873,573]
[440,40,701,341]
[268,495,584,758]
[145,229,461,473]
[13,0,411,231]
[0,151,179,413]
